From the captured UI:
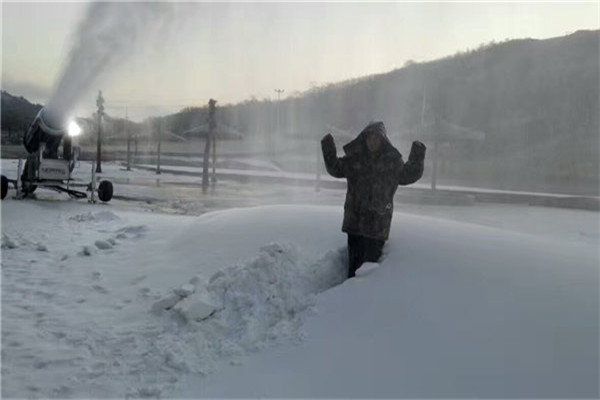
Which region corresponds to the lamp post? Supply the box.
[95,90,105,173]
[202,99,217,193]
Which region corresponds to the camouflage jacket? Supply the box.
[321,122,426,241]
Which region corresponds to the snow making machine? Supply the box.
[1,109,113,202]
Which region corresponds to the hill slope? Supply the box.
[0,90,42,137]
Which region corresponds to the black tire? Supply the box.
[98,180,113,202]
[1,175,8,200]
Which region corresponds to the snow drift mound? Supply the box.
[150,242,347,374]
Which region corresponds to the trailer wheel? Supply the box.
[1,175,8,200]
[98,180,113,202]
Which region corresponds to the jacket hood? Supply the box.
[343,121,394,156]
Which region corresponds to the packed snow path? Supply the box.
[1,200,598,398]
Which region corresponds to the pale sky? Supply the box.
[2,1,599,121]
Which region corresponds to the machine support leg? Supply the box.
[89,160,97,203]
[14,159,23,199]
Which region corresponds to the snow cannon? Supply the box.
[0,109,113,203]
[23,108,66,158]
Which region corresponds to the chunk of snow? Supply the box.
[151,293,182,314]
[172,294,218,322]
[174,284,195,297]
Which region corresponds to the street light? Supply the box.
[96,90,105,173]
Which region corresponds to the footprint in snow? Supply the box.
[116,225,148,239]
[130,275,147,285]
[1,234,18,249]
[36,243,48,252]
[92,285,109,294]
[80,246,94,257]
[94,240,112,250]
[33,291,55,300]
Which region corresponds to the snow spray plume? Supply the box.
[43,2,179,129]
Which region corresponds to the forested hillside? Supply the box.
[169,30,598,194]
[1,91,43,143]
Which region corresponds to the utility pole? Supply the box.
[202,99,217,193]
[421,84,438,191]
[156,119,162,175]
[96,90,105,173]
[421,83,427,126]
[211,129,217,183]
[126,107,131,171]
[274,89,284,155]
[431,137,439,191]
[315,142,321,192]
[274,88,284,104]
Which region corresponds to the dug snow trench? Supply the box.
[150,242,346,370]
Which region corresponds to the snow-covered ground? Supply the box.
[179,210,599,398]
[1,160,598,398]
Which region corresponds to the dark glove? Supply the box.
[321,133,334,146]
[321,133,336,155]
[408,140,426,162]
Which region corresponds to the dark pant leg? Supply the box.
[347,234,364,278]
[363,237,385,263]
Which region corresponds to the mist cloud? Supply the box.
[43,2,190,128]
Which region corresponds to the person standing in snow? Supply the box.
[321,122,426,278]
